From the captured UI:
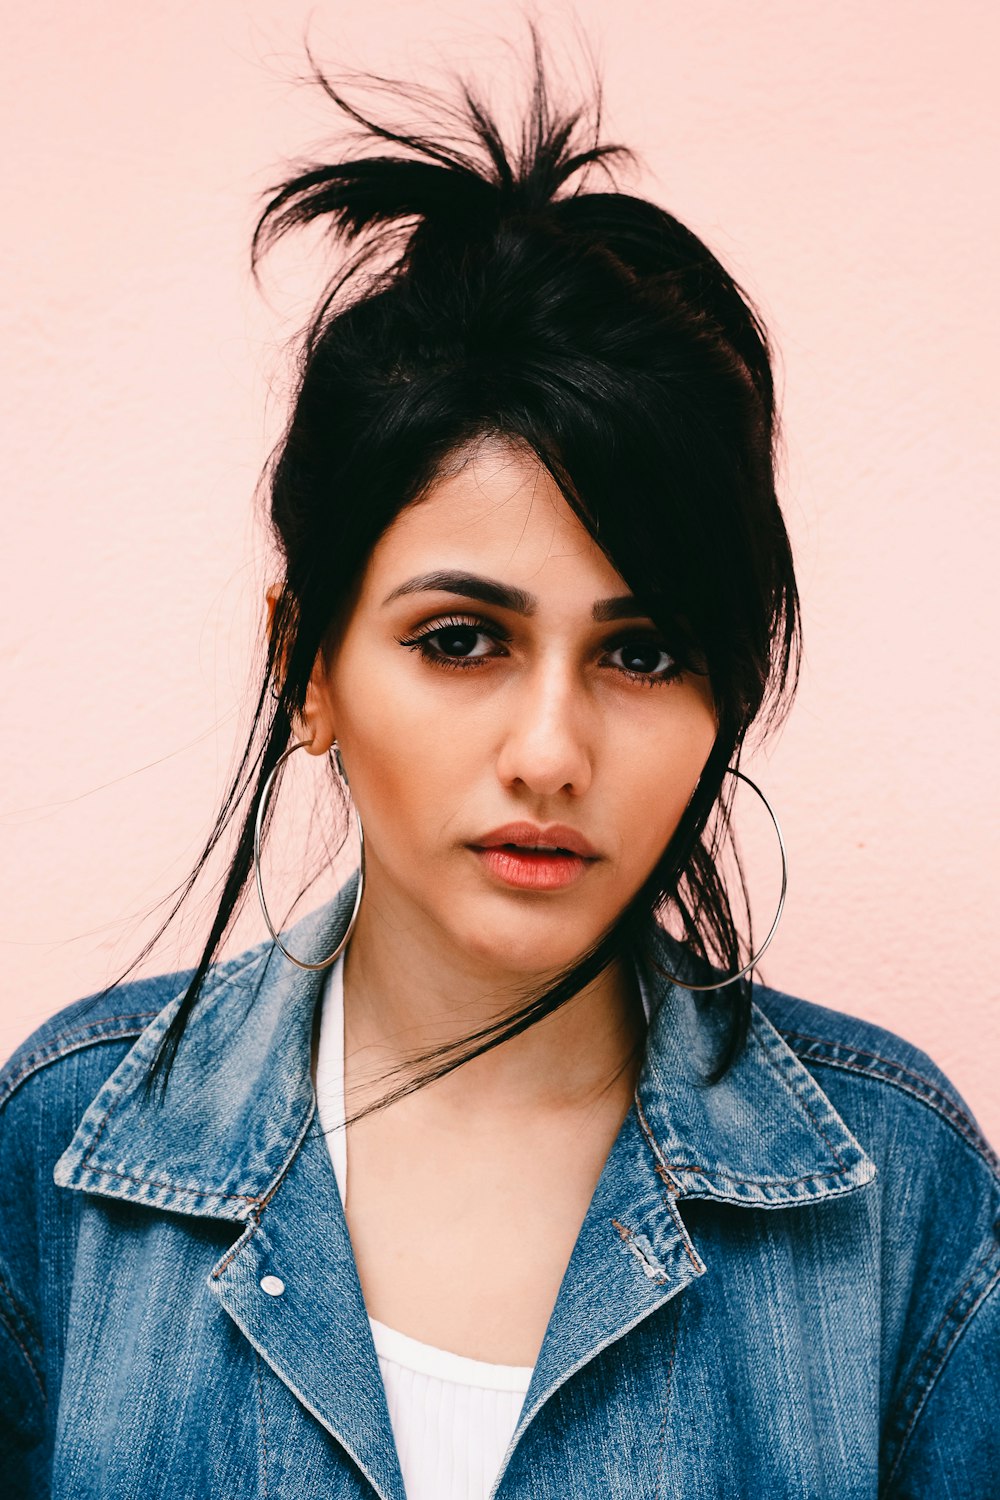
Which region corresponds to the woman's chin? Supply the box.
[448,906,605,980]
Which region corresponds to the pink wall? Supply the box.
[2,2,997,1143]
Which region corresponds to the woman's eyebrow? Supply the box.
[383,571,535,613]
[592,595,648,622]
[382,570,644,620]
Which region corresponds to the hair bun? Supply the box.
[252,44,629,288]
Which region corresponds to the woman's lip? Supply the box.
[469,846,592,891]
[470,822,599,859]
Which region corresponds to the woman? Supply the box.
[1,41,997,1500]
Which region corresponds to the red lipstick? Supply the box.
[468,822,599,891]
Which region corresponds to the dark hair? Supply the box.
[141,32,799,1105]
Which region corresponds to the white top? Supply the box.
[315,954,533,1500]
[315,954,652,1499]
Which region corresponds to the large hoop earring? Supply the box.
[253,739,365,971]
[658,768,788,992]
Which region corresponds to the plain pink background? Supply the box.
[2,2,997,1144]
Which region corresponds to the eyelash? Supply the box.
[395,614,682,686]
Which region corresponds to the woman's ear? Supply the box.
[265,585,280,643]
[301,655,337,755]
[264,585,336,755]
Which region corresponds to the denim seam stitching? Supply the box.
[75,950,268,1190]
[662,1193,703,1272]
[777,1029,965,1100]
[0,1017,158,1108]
[71,1163,261,1205]
[211,1216,261,1280]
[635,1099,708,1270]
[778,1030,1000,1177]
[254,1350,270,1498]
[1,941,273,1110]
[0,1296,45,1404]
[752,1017,848,1169]
[254,1100,318,1217]
[654,1304,680,1500]
[0,1267,42,1375]
[610,1218,669,1286]
[654,1160,850,1189]
[884,1252,1000,1489]
[635,1082,851,1191]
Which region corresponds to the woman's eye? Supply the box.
[605,640,678,681]
[427,625,495,660]
[398,619,506,666]
[399,620,678,681]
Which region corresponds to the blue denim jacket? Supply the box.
[2,880,998,1498]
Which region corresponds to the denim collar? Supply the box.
[55,875,876,1219]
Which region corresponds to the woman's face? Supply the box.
[307,439,718,979]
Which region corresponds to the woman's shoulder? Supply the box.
[753,982,1000,1489]
[0,932,272,1119]
[0,969,190,1116]
[0,926,291,1117]
[753,979,999,1184]
[0,969,202,1301]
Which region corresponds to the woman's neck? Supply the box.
[340,882,646,1122]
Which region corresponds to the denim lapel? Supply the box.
[632,925,877,1208]
[54,881,362,1218]
[55,876,406,1498]
[54,882,875,1216]
[500,943,877,1479]
[208,1111,405,1500]
[506,1097,708,1477]
[54,880,876,1490]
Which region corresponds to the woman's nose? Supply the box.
[494,662,593,797]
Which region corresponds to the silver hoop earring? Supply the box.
[253,739,365,971]
[658,768,788,992]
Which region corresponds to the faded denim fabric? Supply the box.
[1,877,998,1498]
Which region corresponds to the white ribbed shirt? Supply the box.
[314,955,534,1500]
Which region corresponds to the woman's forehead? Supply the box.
[369,442,628,603]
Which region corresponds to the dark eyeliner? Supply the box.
[396,612,511,644]
[395,613,511,668]
[600,629,681,685]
